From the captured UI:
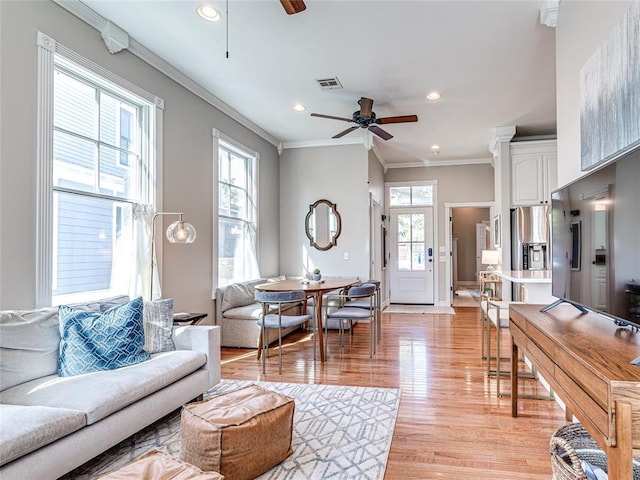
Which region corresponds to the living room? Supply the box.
[1,1,638,479]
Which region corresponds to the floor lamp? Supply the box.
[150,212,197,300]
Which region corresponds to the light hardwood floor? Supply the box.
[221,306,567,479]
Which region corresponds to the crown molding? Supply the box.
[385,157,492,169]
[280,136,367,149]
[489,125,516,157]
[51,0,279,148]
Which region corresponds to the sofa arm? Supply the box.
[173,325,221,389]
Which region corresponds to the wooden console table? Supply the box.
[509,303,640,480]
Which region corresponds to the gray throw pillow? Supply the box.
[143,298,176,354]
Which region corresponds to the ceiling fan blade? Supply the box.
[333,126,359,139]
[359,97,374,117]
[376,115,418,124]
[310,113,353,122]
[368,125,393,141]
[280,0,306,14]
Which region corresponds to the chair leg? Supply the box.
[261,326,267,375]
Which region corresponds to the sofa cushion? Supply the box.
[0,350,207,425]
[220,283,257,312]
[57,297,150,377]
[143,298,176,354]
[222,303,263,320]
[0,404,86,466]
[0,307,60,392]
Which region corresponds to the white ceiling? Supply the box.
[80,0,557,167]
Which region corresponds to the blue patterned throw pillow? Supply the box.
[57,297,150,377]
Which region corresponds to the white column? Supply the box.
[489,126,515,300]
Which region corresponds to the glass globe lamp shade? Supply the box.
[166,221,197,243]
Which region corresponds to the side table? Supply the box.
[173,312,207,326]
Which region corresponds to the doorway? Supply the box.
[445,203,493,307]
[388,207,434,304]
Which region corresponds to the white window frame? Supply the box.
[36,32,164,308]
[212,128,260,294]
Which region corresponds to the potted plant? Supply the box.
[312,268,321,281]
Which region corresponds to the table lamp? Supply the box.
[481,249,500,272]
[150,212,197,300]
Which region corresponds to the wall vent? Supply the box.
[315,77,343,90]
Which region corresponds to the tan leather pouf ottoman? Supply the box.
[180,384,295,480]
[95,450,225,479]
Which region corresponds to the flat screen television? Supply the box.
[547,146,640,329]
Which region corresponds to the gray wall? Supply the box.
[452,208,490,283]
[279,144,371,280]
[385,163,494,304]
[0,0,281,320]
[556,1,634,187]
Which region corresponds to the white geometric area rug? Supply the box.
[62,380,401,480]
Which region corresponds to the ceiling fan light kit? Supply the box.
[310,96,418,141]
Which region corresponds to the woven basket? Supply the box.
[550,423,640,480]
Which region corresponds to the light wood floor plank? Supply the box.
[221,306,567,478]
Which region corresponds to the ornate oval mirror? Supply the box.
[305,199,342,251]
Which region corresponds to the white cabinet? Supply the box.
[510,140,557,206]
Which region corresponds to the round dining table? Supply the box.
[254,278,360,362]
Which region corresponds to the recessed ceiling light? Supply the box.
[426,91,441,101]
[431,144,440,150]
[292,103,306,112]
[197,4,221,22]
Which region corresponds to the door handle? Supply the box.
[428,247,433,257]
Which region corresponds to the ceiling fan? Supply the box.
[310,97,418,141]
[280,0,306,14]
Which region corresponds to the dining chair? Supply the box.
[255,290,313,374]
[324,284,377,358]
[345,279,381,343]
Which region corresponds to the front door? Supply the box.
[389,208,434,304]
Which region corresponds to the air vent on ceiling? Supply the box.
[315,77,343,90]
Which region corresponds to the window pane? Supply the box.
[219,150,230,183]
[53,130,97,193]
[98,145,136,200]
[219,184,230,216]
[54,70,97,139]
[52,191,131,298]
[411,186,433,206]
[228,185,246,219]
[229,153,247,189]
[99,92,138,154]
[390,187,410,206]
[219,217,245,286]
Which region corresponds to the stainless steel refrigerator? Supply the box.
[511,205,550,271]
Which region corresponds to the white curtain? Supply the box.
[110,203,154,300]
[244,222,260,280]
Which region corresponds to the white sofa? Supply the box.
[0,299,221,480]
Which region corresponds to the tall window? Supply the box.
[37,34,160,307]
[217,138,259,287]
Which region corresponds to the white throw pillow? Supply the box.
[143,298,176,354]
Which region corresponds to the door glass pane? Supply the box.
[412,213,424,241]
[412,243,425,270]
[397,214,411,241]
[397,243,411,270]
